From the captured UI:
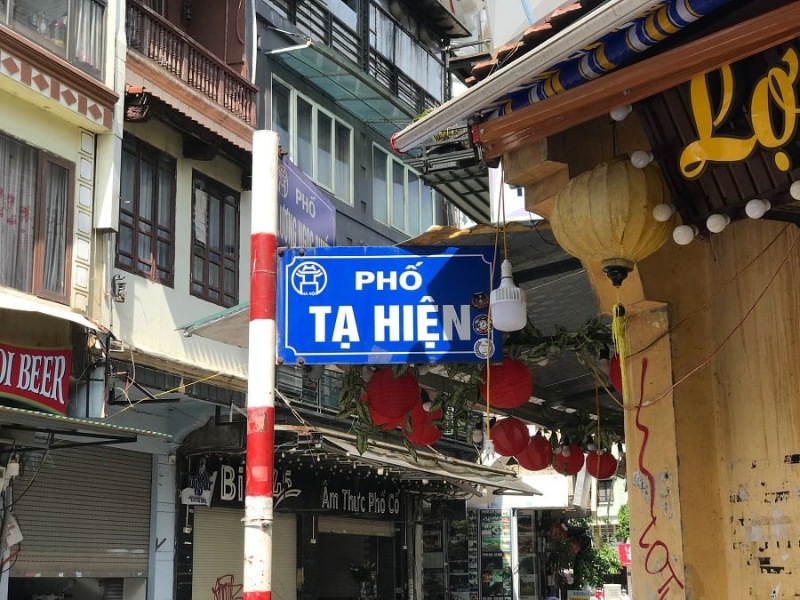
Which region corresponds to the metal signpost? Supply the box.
[277,245,502,365]
[277,157,336,248]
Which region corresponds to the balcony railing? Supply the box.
[126,1,257,125]
[267,0,443,114]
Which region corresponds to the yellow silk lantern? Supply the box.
[550,158,676,286]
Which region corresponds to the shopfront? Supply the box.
[176,452,406,600]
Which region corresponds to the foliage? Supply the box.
[616,504,630,541]
[573,543,622,589]
[349,561,376,582]
[335,317,615,453]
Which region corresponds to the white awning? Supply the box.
[323,435,540,497]
[0,291,105,332]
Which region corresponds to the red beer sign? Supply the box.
[0,341,72,415]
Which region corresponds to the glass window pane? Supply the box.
[139,159,154,221]
[317,112,333,188]
[272,80,291,152]
[408,173,420,236]
[157,164,173,227]
[372,147,388,224]
[120,148,136,213]
[223,201,236,256]
[13,0,69,60]
[208,194,221,250]
[118,224,133,262]
[421,184,435,232]
[224,268,236,294]
[391,161,405,231]
[334,122,351,202]
[208,262,220,288]
[74,0,105,76]
[41,161,69,295]
[297,99,313,175]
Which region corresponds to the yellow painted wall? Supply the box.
[625,204,800,598]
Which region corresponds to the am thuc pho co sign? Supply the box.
[276,246,503,365]
[0,341,71,415]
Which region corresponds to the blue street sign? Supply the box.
[277,246,503,365]
[277,157,336,247]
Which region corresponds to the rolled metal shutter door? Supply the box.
[192,508,296,600]
[10,446,152,577]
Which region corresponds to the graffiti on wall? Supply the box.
[632,358,685,599]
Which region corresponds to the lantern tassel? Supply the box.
[612,304,628,407]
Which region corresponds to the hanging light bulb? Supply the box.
[630,150,654,169]
[790,181,800,201]
[490,259,527,331]
[609,104,633,121]
[745,199,771,219]
[706,213,730,233]
[652,203,676,222]
[472,425,484,444]
[673,224,698,245]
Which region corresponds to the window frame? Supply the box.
[0,131,74,305]
[597,479,615,505]
[116,134,177,287]
[270,77,354,205]
[1,0,107,80]
[372,144,439,236]
[190,170,240,308]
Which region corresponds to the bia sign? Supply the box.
[277,246,502,364]
[0,341,71,414]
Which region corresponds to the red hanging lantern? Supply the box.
[367,397,406,431]
[515,431,553,471]
[552,444,585,476]
[479,357,532,409]
[490,417,530,457]
[609,354,623,394]
[585,449,618,480]
[366,368,420,418]
[404,403,443,446]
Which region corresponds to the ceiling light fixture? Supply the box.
[609,104,633,121]
[745,199,771,219]
[706,213,730,233]
[673,224,698,246]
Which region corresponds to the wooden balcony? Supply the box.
[126,1,256,126]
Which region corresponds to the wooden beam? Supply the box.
[478,2,800,160]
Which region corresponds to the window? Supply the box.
[271,78,353,203]
[0,132,73,303]
[372,145,439,236]
[191,172,239,307]
[1,0,106,79]
[597,479,615,505]
[117,135,176,285]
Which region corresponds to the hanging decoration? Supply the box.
[361,393,405,431]
[549,158,676,287]
[403,402,443,446]
[609,353,623,395]
[585,449,618,480]
[365,368,420,418]
[479,357,533,409]
[552,443,585,476]
[515,431,553,471]
[490,417,530,457]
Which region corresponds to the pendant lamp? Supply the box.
[549,158,676,287]
[490,260,527,331]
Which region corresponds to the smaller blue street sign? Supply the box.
[277,246,502,365]
[277,157,336,247]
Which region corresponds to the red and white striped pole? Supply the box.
[245,130,280,600]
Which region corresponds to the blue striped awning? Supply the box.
[484,0,731,118]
